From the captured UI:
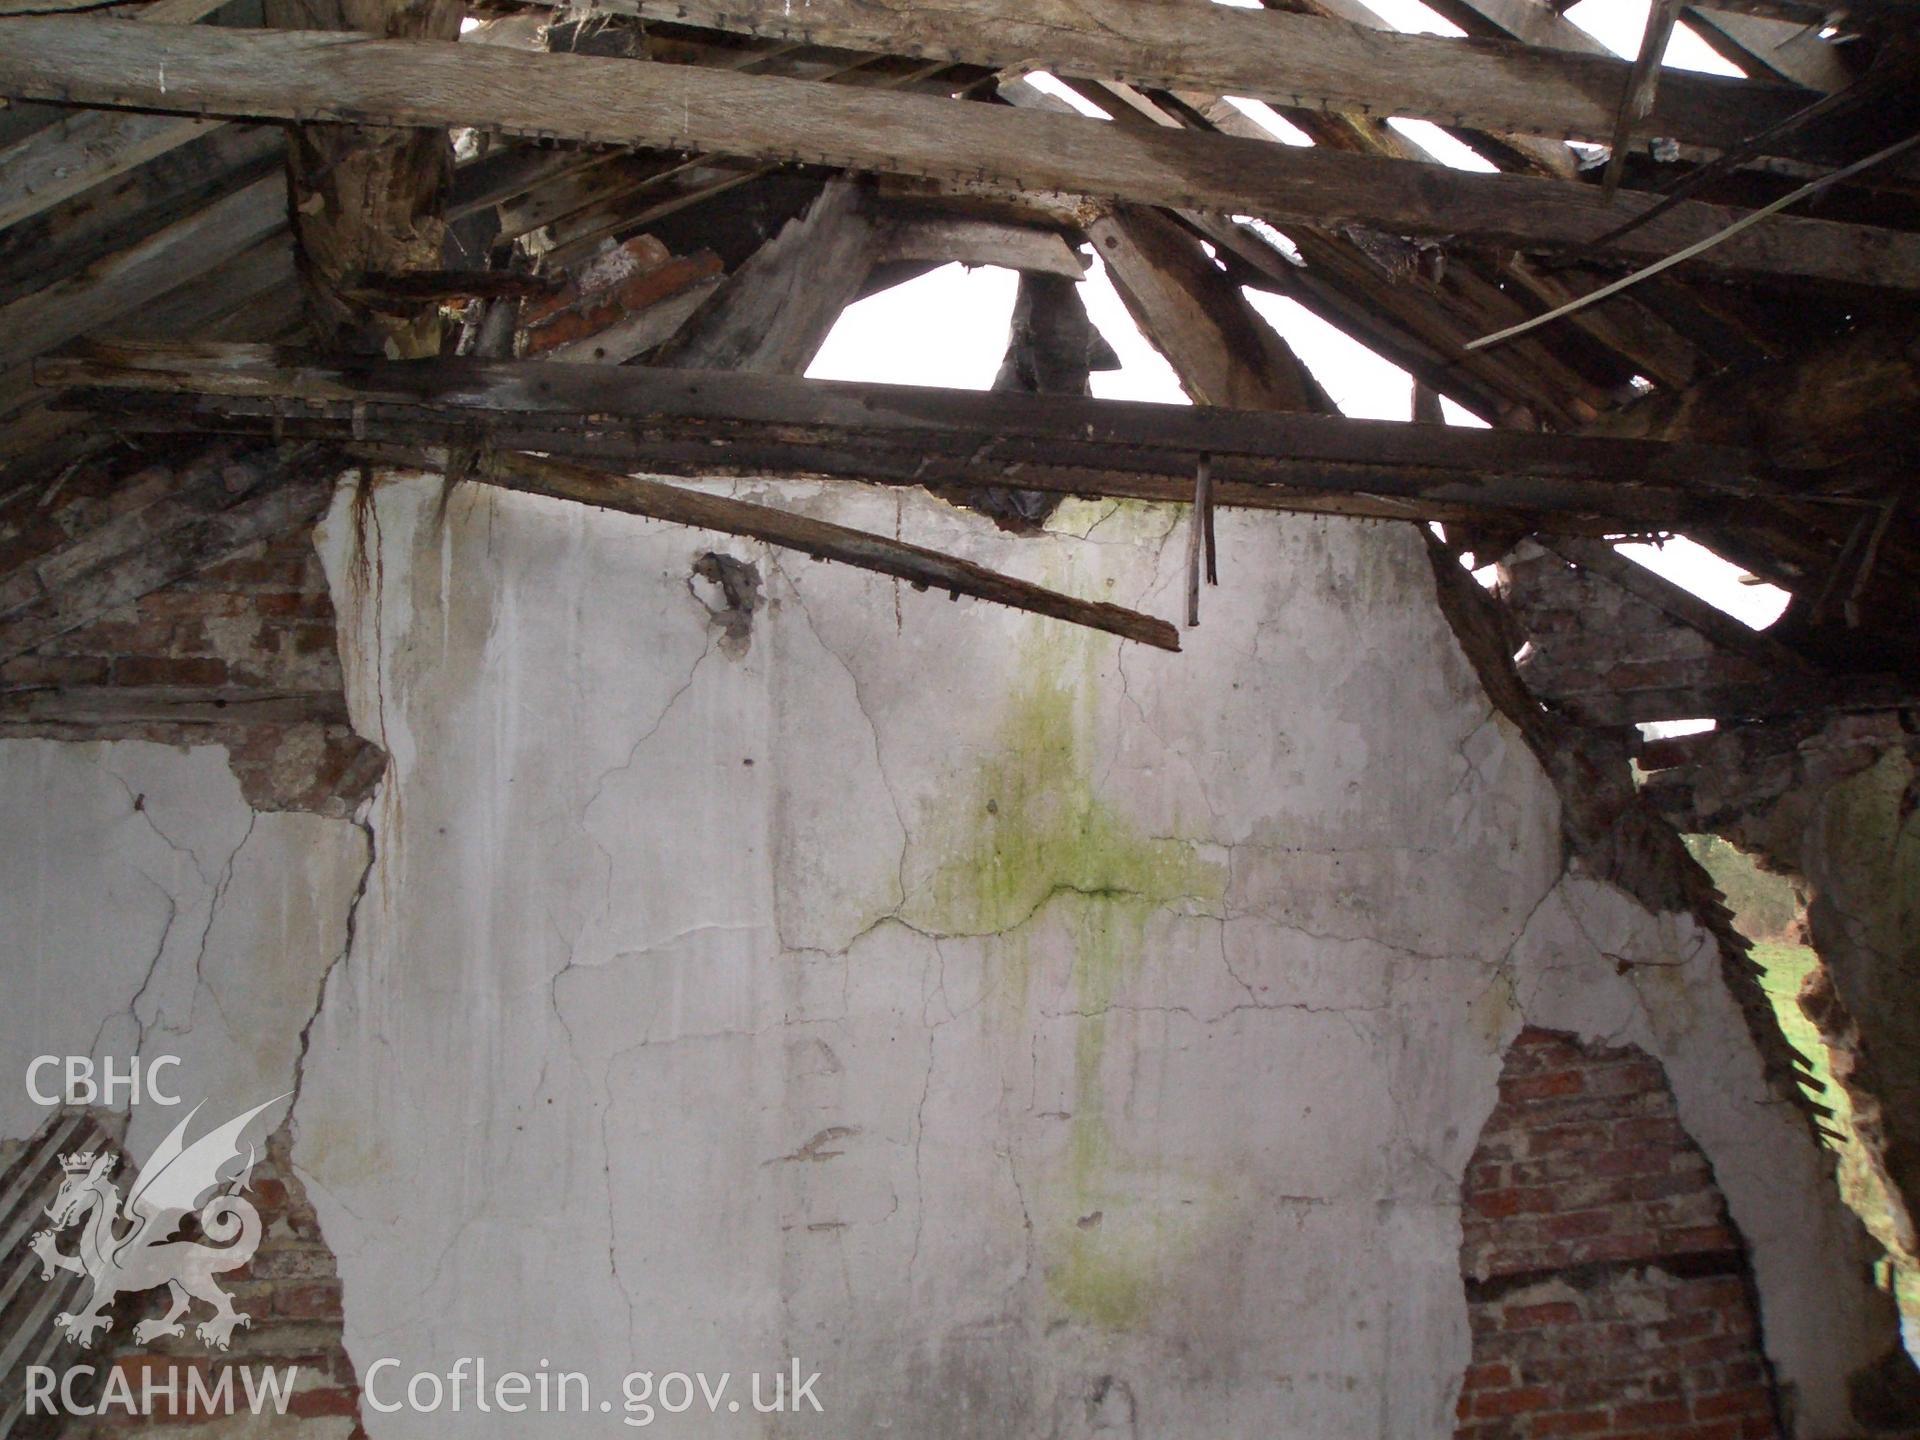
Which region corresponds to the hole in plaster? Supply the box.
[689,552,763,658]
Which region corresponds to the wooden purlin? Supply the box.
[3,19,1919,290]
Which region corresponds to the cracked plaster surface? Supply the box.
[0,472,1892,1437]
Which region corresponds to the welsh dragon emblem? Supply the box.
[26,1095,285,1351]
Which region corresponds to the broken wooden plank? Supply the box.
[608,0,1828,158]
[342,269,564,312]
[5,19,1919,290]
[1600,0,1683,200]
[468,450,1183,650]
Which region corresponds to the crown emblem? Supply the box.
[58,1151,101,1174]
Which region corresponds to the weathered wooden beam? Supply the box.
[262,0,461,353]
[1088,206,1332,413]
[876,215,1085,281]
[35,341,1763,527]
[607,0,1829,158]
[0,122,283,310]
[1550,671,1920,726]
[40,342,1765,485]
[0,0,237,234]
[94,399,1574,527]
[6,19,1920,290]
[0,113,223,234]
[0,685,348,726]
[469,450,1182,650]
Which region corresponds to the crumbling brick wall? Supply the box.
[1455,1027,1784,1439]
[69,1132,365,1439]
[0,442,382,815]
[1,1118,362,1440]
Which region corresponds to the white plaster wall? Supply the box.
[0,739,367,1161]
[0,472,1893,1437]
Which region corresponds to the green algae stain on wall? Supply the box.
[905,622,1226,1330]
[908,625,1222,942]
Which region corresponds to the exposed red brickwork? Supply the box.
[518,233,722,359]
[1456,1027,1783,1440]
[74,1130,365,1438]
[0,443,382,814]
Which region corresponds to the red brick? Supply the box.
[1502,1071,1585,1101]
[1461,1362,1513,1391]
[1611,1397,1689,1427]
[1529,1412,1613,1436]
[1693,1388,1774,1420]
[1506,1302,1582,1330]
[1544,1210,1613,1241]
[288,1386,361,1418]
[1473,1385,1554,1417]
[276,1280,345,1319]
[0,653,111,686]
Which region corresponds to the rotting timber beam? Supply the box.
[1588,319,1920,471]
[6,19,1920,291]
[261,0,462,354]
[37,341,1767,530]
[1088,205,1333,414]
[459,450,1181,651]
[604,0,1834,161]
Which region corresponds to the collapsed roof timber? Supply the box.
[3,0,1918,686]
[3,0,1920,1431]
